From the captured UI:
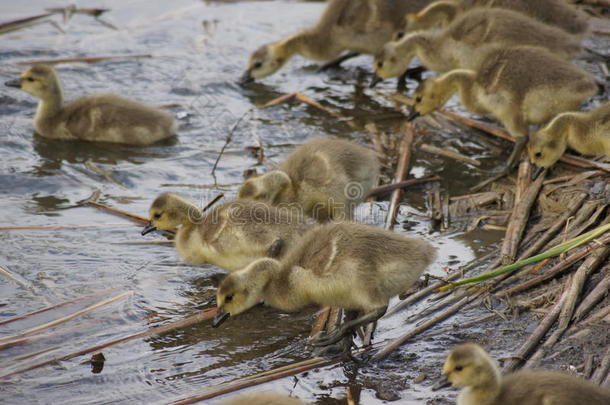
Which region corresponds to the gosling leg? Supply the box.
[313,310,359,358]
[312,306,387,347]
[268,238,285,258]
[470,136,528,192]
[318,52,360,72]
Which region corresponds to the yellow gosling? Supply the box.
[529,102,610,168]
[442,343,610,405]
[5,64,175,145]
[142,193,313,272]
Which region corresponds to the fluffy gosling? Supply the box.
[408,46,598,184]
[221,393,306,405]
[529,102,610,169]
[5,64,176,145]
[373,8,582,82]
[242,0,429,82]
[142,193,313,272]
[238,138,379,222]
[404,0,589,37]
[442,343,610,405]
[213,222,436,345]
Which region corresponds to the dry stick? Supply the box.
[4,54,153,66]
[0,13,52,31]
[591,345,610,385]
[543,171,604,185]
[0,287,121,327]
[0,320,99,351]
[86,201,149,225]
[525,247,610,368]
[167,358,338,405]
[0,222,132,231]
[384,251,498,317]
[420,144,481,166]
[211,111,251,177]
[573,265,610,321]
[372,292,485,361]
[0,290,134,342]
[111,240,174,245]
[0,308,217,379]
[309,308,331,338]
[385,122,416,229]
[366,176,440,198]
[503,286,570,372]
[500,171,546,264]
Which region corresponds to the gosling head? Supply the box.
[241,43,289,83]
[142,192,200,235]
[213,258,280,327]
[5,64,60,100]
[237,170,291,204]
[408,78,447,120]
[373,42,407,82]
[442,343,497,388]
[528,126,568,169]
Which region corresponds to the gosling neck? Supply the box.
[460,362,502,405]
[402,32,444,71]
[439,69,477,111]
[34,83,64,127]
[176,199,204,228]
[276,32,309,60]
[264,263,308,312]
[417,1,458,27]
[546,112,586,139]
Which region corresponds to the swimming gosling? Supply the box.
[238,138,379,222]
[213,222,437,345]
[529,102,610,169]
[5,64,176,145]
[373,8,582,82]
[404,0,589,36]
[142,193,313,272]
[408,46,598,185]
[221,393,306,405]
[242,0,429,82]
[442,343,610,405]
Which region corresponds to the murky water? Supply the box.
[0,0,532,403]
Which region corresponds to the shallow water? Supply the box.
[0,0,545,403]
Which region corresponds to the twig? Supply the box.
[573,266,610,321]
[0,308,217,379]
[366,176,440,198]
[0,291,133,342]
[591,345,610,385]
[0,222,131,231]
[500,167,545,264]
[504,286,569,372]
[3,54,152,66]
[420,143,481,166]
[386,122,416,229]
[0,13,52,32]
[86,201,149,225]
[211,111,251,177]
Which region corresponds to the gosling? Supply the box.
[408,46,598,185]
[142,193,313,272]
[238,138,379,222]
[4,65,176,145]
[242,0,429,82]
[213,222,437,346]
[373,8,582,83]
[221,393,306,405]
[529,102,610,169]
[404,0,589,37]
[441,343,610,405]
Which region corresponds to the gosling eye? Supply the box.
[225,295,234,303]
[153,213,162,219]
[454,365,463,371]
[377,61,384,68]
[26,77,35,82]
[535,152,542,158]
[415,96,422,103]
[396,31,405,40]
[252,61,263,69]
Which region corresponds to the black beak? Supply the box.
[5,79,21,88]
[141,222,156,236]
[370,75,383,88]
[212,309,230,328]
[431,374,452,391]
[239,69,254,85]
[532,165,546,180]
[406,109,421,121]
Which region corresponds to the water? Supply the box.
[0,1,511,403]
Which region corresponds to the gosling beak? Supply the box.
[239,69,254,85]
[5,79,21,88]
[532,165,546,180]
[431,374,452,391]
[141,222,157,236]
[212,308,230,328]
[370,75,383,88]
[406,109,421,121]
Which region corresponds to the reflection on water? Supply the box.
[0,0,505,404]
